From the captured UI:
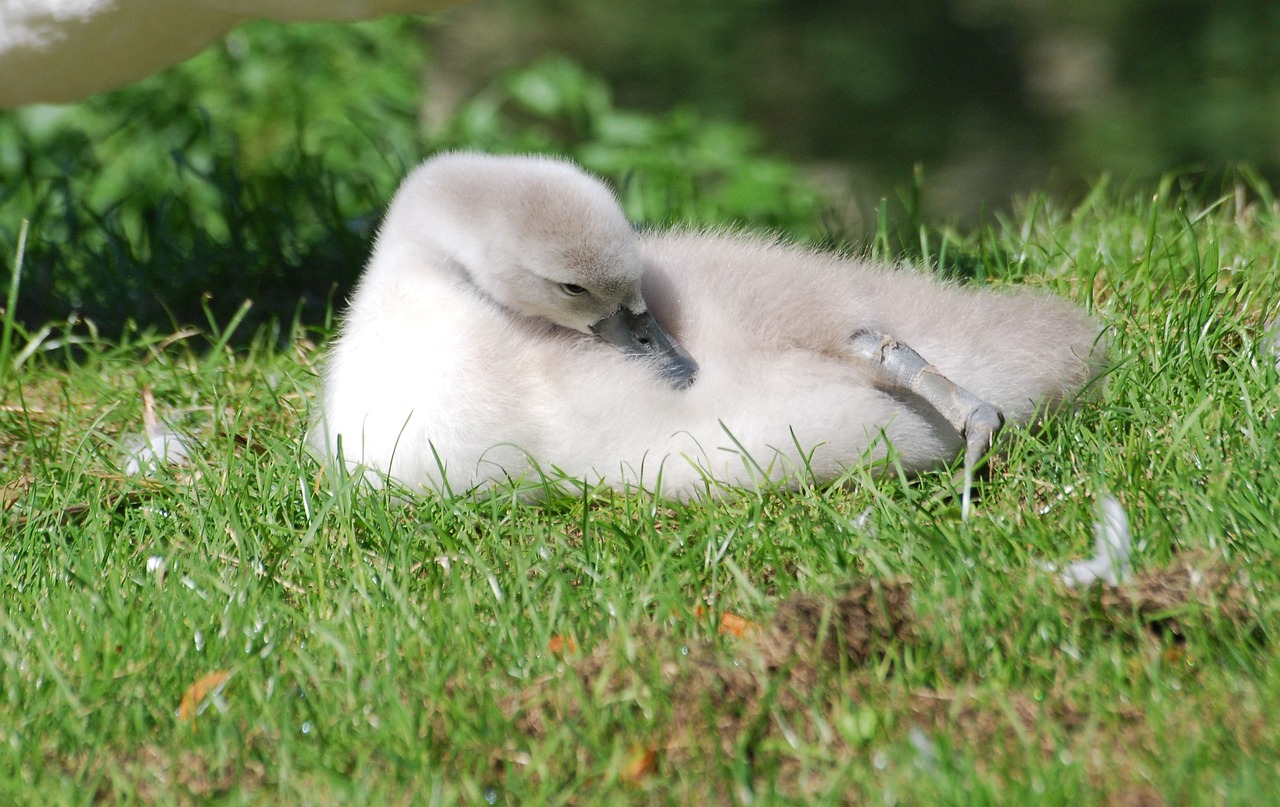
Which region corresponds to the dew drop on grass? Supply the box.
[194,630,205,651]
[484,787,498,804]
[301,721,312,734]
[872,750,888,770]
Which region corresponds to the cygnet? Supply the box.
[315,152,1105,511]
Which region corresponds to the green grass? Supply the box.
[4,169,1279,805]
[3,25,1280,805]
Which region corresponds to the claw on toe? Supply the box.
[959,404,1005,521]
[850,328,1009,521]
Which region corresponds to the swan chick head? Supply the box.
[391,152,698,387]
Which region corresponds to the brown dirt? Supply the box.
[506,579,917,791]
[1091,551,1261,640]
[502,557,1264,798]
[758,578,915,669]
[73,743,267,805]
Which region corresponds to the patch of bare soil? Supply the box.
[905,686,1153,791]
[760,578,916,668]
[503,556,1265,799]
[71,743,266,804]
[1090,552,1261,639]
[506,579,915,790]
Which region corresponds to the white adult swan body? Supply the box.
[315,152,1104,502]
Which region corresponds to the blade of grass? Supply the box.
[0,219,29,395]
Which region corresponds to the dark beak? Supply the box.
[590,308,698,389]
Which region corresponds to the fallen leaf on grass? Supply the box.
[548,635,578,655]
[0,477,30,511]
[717,612,760,638]
[177,670,232,724]
[620,743,657,783]
[1163,644,1188,666]
[692,605,761,637]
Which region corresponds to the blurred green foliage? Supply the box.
[0,18,430,333]
[436,56,828,230]
[439,0,1280,213]
[0,19,826,336]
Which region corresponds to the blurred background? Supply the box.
[430,0,1280,218]
[2,0,1278,333]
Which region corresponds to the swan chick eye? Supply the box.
[560,283,587,296]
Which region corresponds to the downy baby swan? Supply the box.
[316,152,1105,512]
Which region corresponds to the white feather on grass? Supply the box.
[122,386,191,476]
[1043,495,1132,588]
[1264,316,1280,372]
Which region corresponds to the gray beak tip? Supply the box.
[664,354,698,390]
[591,307,698,391]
